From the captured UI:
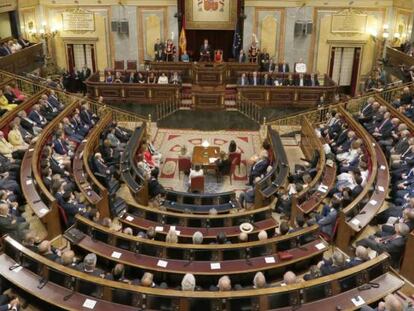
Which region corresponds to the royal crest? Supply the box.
[198,0,225,12]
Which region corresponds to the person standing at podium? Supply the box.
[199,39,212,62]
[154,38,164,61]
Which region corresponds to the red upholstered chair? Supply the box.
[190,176,204,193]
[319,218,339,243]
[229,152,241,173]
[178,157,191,179]
[126,60,137,71]
[114,60,125,71]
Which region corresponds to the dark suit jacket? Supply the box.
[249,77,261,86]
[80,109,94,126]
[28,110,46,127]
[53,139,69,155]
[238,54,246,63]
[278,63,290,73]
[251,158,270,177]
[148,177,165,198]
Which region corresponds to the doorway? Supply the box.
[328,46,361,96]
[66,43,96,73]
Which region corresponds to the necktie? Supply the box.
[379,119,388,130]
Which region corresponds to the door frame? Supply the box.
[63,38,99,73]
[327,40,365,96]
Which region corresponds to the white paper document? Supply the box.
[111,251,122,259]
[155,226,164,232]
[157,260,168,268]
[210,262,221,270]
[125,215,134,222]
[351,296,365,307]
[315,243,326,250]
[265,256,275,264]
[351,218,360,226]
[82,299,97,309]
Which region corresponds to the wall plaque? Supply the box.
[62,8,95,31]
[331,9,367,34]
[0,0,17,13]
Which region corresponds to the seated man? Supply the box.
[346,245,369,268]
[247,151,269,185]
[317,250,345,276]
[356,222,409,265]
[28,104,47,128]
[239,176,261,208]
[148,167,165,199]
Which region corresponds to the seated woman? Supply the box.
[114,71,123,83]
[8,122,29,151]
[215,151,231,175]
[105,71,114,83]
[137,72,146,84]
[0,89,17,111]
[189,165,204,186]
[158,72,169,84]
[147,72,157,84]
[3,85,22,105]
[9,82,26,101]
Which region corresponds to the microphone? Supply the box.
[245,248,252,266]
[9,264,20,271]
[37,277,48,289]
[63,289,76,301]
[184,249,194,267]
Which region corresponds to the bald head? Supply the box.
[253,272,266,288]
[355,246,368,261]
[181,273,196,291]
[61,250,75,266]
[283,271,297,285]
[38,240,51,254]
[218,275,231,291]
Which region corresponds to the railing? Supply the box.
[237,95,263,124]
[155,92,181,121]
[0,70,148,125]
[379,82,414,104]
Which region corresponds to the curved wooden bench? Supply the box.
[21,97,78,239]
[74,214,319,259]
[72,234,327,285]
[1,235,401,311]
[335,106,384,252]
[123,199,274,229]
[73,111,112,218]
[255,127,289,207]
[290,117,337,221]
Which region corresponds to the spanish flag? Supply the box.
[179,17,187,54]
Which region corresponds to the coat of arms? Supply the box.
[198,0,224,12]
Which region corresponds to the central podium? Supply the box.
[191,63,226,110]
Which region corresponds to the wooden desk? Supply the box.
[0,43,43,74]
[191,85,225,110]
[192,146,220,167]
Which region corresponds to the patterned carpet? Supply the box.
[153,129,263,193]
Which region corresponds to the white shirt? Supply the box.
[158,76,169,84]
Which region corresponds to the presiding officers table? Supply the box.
[192,146,220,169]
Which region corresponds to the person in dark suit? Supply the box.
[357,222,409,265]
[199,39,212,62]
[148,167,165,199]
[346,246,369,268]
[0,203,28,240]
[76,253,105,297]
[237,73,249,86]
[0,43,11,56]
[53,131,70,156]
[61,191,86,227]
[371,112,392,137]
[79,64,91,95]
[249,71,261,86]
[80,103,98,127]
[154,38,164,61]
[315,203,338,238]
[278,60,290,73]
[237,49,246,63]
[3,86,22,105]
[239,177,259,208]
[262,73,272,86]
[247,151,269,185]
[39,98,58,121]
[93,152,115,176]
[62,117,84,143]
[318,250,345,276]
[0,295,19,311]
[28,104,47,128]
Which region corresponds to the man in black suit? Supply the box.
[356,222,409,265]
[154,38,164,61]
[80,103,98,127]
[28,104,47,128]
[249,71,261,86]
[79,64,91,95]
[262,73,272,86]
[345,246,368,268]
[76,253,105,297]
[237,49,246,63]
[371,112,393,137]
[237,73,249,86]
[148,167,165,199]
[247,151,269,185]
[61,191,86,226]
[0,203,28,240]
[0,43,11,57]
[318,250,346,276]
[278,60,290,73]
[199,39,212,62]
